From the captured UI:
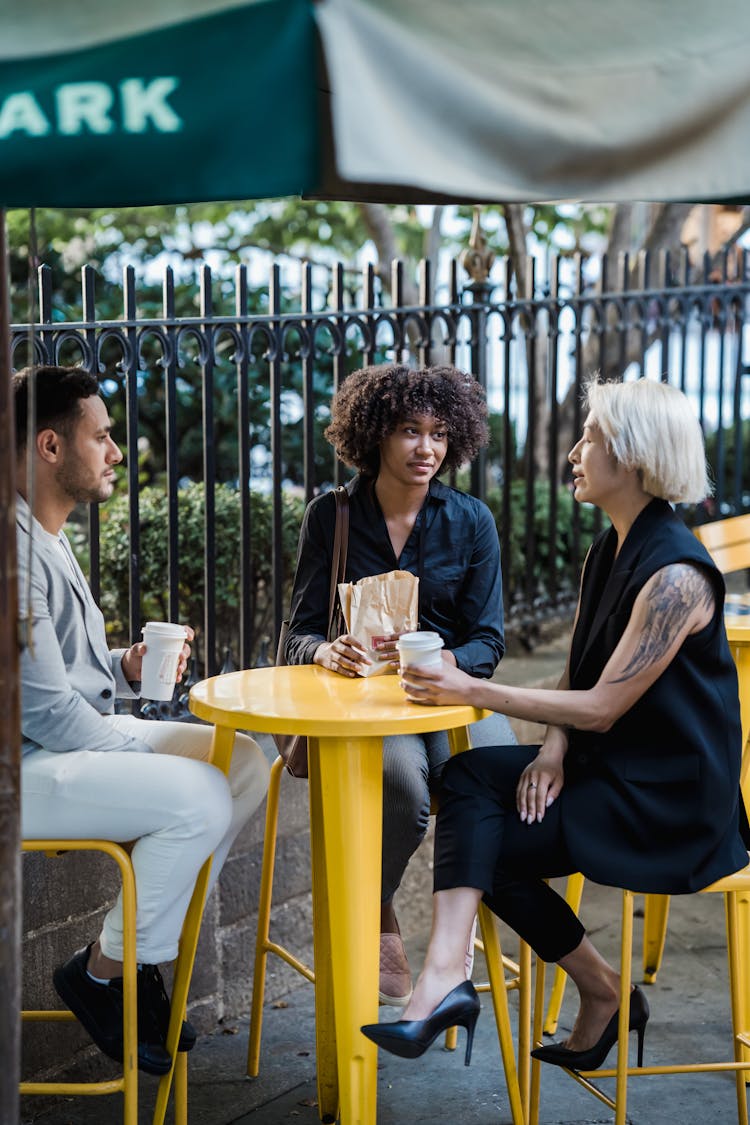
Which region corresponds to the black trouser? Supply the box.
[433,745,585,963]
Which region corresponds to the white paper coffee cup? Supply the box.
[396,630,444,673]
[140,621,188,701]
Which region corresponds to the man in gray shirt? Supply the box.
[16,364,269,1074]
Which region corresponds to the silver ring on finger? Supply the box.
[528,782,537,789]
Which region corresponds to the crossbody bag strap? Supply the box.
[326,485,350,641]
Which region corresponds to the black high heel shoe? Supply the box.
[361,980,480,1066]
[530,984,649,1071]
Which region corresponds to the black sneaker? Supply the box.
[139,963,198,1053]
[53,945,172,1076]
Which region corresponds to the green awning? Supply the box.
[0,0,319,207]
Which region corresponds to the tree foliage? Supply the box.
[7,199,619,319]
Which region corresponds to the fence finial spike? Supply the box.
[461,205,495,284]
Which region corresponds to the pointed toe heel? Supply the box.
[531,984,650,1072]
[361,980,480,1065]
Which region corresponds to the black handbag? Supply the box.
[273,486,349,777]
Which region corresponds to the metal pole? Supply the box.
[465,278,491,502]
[461,206,495,502]
[0,206,21,1124]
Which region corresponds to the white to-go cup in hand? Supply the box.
[396,630,445,675]
[140,621,188,701]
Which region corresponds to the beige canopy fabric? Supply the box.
[4,0,750,206]
[316,0,750,203]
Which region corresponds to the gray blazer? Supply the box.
[16,494,151,757]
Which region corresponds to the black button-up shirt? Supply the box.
[285,474,505,678]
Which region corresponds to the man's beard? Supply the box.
[58,460,112,505]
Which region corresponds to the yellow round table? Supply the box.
[190,665,490,1125]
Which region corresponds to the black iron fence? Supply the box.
[11,249,750,683]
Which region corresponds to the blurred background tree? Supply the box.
[11,200,747,485]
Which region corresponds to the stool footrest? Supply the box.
[22,1010,75,1022]
[20,1079,125,1096]
[558,1059,750,1117]
[265,941,315,983]
[577,1060,750,1078]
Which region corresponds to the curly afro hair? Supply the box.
[324,363,489,477]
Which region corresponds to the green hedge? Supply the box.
[704,420,750,513]
[486,481,600,603]
[76,479,601,668]
[92,482,304,668]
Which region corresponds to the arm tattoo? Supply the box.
[610,564,714,683]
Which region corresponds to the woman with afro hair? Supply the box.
[285,363,515,1005]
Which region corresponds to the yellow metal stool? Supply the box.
[21,721,241,1125]
[529,863,750,1125]
[247,753,532,1125]
[544,882,741,1032]
[546,621,750,1037]
[20,839,140,1125]
[21,786,225,1125]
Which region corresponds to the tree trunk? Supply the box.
[422,206,444,297]
[358,202,448,359]
[502,203,530,299]
[640,202,695,260]
[359,202,417,301]
[553,201,698,477]
[606,202,634,259]
[503,204,551,476]
[0,207,21,1125]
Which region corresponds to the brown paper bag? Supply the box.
[338,570,419,676]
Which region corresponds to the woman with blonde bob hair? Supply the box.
[362,376,749,1074]
[587,377,710,503]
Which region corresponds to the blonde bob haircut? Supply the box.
[584,377,711,504]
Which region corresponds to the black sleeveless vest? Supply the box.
[561,498,749,893]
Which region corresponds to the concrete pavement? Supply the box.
[21,878,748,1124]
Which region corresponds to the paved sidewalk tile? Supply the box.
[22,881,749,1124]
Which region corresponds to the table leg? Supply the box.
[308,737,339,1123]
[308,734,382,1125]
[448,725,471,756]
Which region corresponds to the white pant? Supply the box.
[21,716,270,964]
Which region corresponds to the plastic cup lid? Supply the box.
[142,621,187,637]
[396,631,443,649]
